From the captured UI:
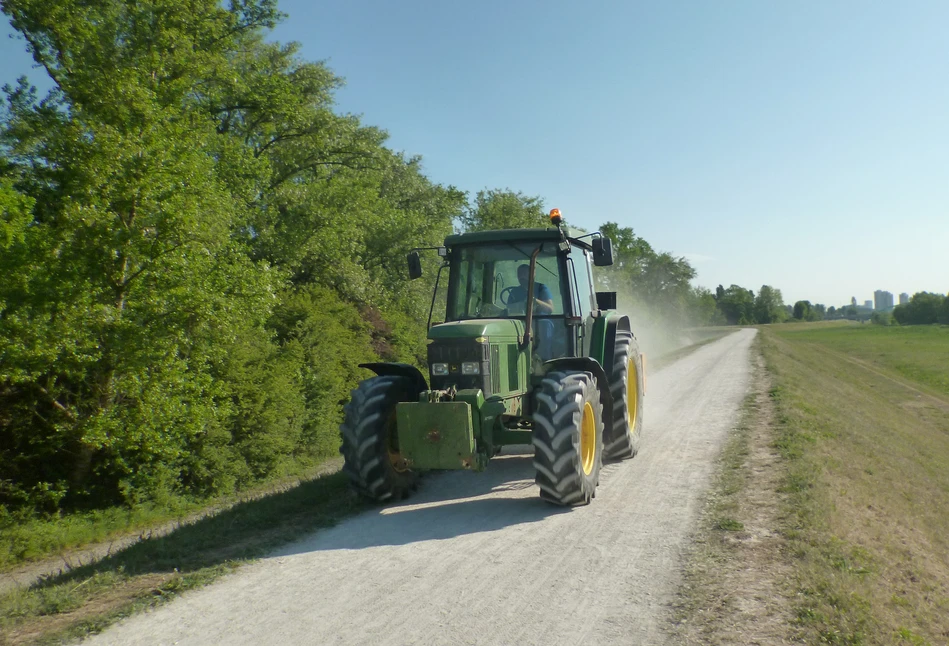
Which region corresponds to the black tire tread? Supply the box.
[604,330,644,460]
[532,370,603,506]
[339,376,417,502]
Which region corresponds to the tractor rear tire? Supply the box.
[604,330,644,461]
[339,375,418,502]
[532,370,604,506]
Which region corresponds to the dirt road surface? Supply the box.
[81,328,756,646]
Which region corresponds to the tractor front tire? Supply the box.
[340,375,418,502]
[533,370,604,506]
[604,330,644,460]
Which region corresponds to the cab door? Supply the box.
[567,245,597,357]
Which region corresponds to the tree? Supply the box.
[689,286,723,326]
[892,292,946,325]
[753,285,786,323]
[793,300,811,321]
[790,300,822,321]
[939,294,949,325]
[457,189,547,232]
[0,0,293,510]
[0,178,33,249]
[0,0,481,515]
[716,285,756,325]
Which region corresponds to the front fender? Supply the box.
[358,362,428,396]
[540,357,614,434]
[603,315,631,378]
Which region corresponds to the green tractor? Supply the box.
[339,210,645,506]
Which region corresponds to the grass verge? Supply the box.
[675,323,949,645]
[763,325,949,645]
[1,459,345,574]
[673,333,794,644]
[0,468,365,645]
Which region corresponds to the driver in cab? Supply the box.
[507,264,554,315]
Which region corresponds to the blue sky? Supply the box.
[2,1,947,307]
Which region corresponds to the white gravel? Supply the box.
[80,328,756,646]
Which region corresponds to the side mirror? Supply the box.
[595,291,617,310]
[592,237,614,266]
[407,251,422,280]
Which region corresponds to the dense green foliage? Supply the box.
[0,0,462,515]
[457,189,547,232]
[892,292,949,326]
[709,283,787,325]
[791,300,822,322]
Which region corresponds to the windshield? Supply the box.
[446,243,564,321]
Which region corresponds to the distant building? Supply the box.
[874,290,894,311]
[899,293,909,305]
[864,300,873,309]
[851,297,857,307]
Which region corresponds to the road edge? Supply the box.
[668,331,796,644]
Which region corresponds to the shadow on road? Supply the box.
[278,449,568,553]
[290,497,565,552]
[20,448,562,589]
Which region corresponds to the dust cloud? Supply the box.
[614,292,703,360]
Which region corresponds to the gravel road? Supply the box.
[82,328,756,646]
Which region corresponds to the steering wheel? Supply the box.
[499,286,518,306]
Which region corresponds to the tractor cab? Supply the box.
[414,212,615,370]
[445,235,572,362]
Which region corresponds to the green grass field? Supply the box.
[774,322,949,396]
[763,323,949,644]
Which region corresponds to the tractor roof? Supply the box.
[444,227,592,249]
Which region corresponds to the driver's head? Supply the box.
[517,264,530,286]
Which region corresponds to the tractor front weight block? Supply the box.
[396,401,482,471]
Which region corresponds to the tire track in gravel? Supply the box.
[81,328,756,646]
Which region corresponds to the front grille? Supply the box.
[428,339,492,395]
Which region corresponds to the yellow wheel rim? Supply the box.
[580,401,596,475]
[627,358,638,429]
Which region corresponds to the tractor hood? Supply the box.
[428,319,525,341]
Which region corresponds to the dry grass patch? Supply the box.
[764,327,949,645]
[3,573,175,646]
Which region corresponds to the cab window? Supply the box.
[447,243,564,321]
[569,245,595,318]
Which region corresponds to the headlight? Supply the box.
[461,361,480,375]
[431,363,449,376]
